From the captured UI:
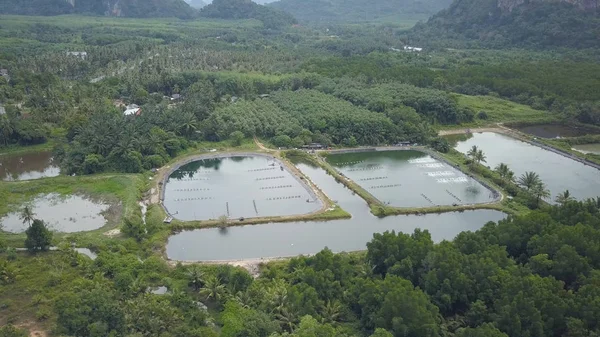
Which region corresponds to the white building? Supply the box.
[66,51,88,59]
[124,104,141,116]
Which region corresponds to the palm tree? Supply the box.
[517,171,542,191]
[467,145,479,159]
[275,306,299,332]
[531,182,551,206]
[320,300,343,324]
[0,116,13,146]
[555,190,574,205]
[186,266,205,291]
[199,276,226,303]
[474,149,487,166]
[20,206,36,226]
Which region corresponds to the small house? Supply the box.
[66,51,88,59]
[171,93,181,101]
[302,143,326,150]
[259,94,270,99]
[403,46,423,52]
[124,104,141,116]
[0,69,9,82]
[0,104,6,115]
[395,141,411,147]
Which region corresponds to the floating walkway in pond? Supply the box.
[369,184,401,189]
[248,167,277,172]
[173,197,214,202]
[256,176,285,181]
[173,188,211,192]
[426,171,455,177]
[417,163,445,168]
[174,177,210,181]
[358,176,388,181]
[347,165,383,171]
[336,160,364,165]
[436,177,468,184]
[446,189,462,202]
[260,185,293,190]
[266,195,302,201]
[408,157,437,164]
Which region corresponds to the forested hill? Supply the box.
[200,0,298,28]
[406,0,600,49]
[268,0,453,23]
[0,0,194,18]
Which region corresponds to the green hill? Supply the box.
[199,0,298,28]
[0,0,195,18]
[268,0,453,23]
[406,0,600,48]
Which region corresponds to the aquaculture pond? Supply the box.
[327,150,495,208]
[162,155,321,221]
[572,144,600,155]
[166,161,507,261]
[0,151,60,181]
[515,124,600,139]
[0,193,110,233]
[455,132,600,202]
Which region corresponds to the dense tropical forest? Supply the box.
[2,200,600,336]
[1,0,600,335]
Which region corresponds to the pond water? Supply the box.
[0,151,60,181]
[0,193,110,233]
[515,124,600,139]
[163,155,321,221]
[74,248,97,260]
[166,161,507,261]
[455,132,600,201]
[572,144,600,155]
[327,150,495,207]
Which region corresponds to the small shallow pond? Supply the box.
[455,132,600,201]
[0,151,60,181]
[572,144,600,155]
[163,155,321,221]
[166,161,506,261]
[327,150,495,207]
[0,193,110,233]
[515,124,600,139]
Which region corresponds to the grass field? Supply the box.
[451,94,560,127]
[0,174,144,247]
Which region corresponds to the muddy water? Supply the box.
[166,161,506,261]
[327,150,495,207]
[572,144,600,155]
[163,155,321,221]
[455,132,600,202]
[516,124,600,139]
[0,193,110,233]
[0,151,60,181]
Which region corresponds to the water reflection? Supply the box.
[0,151,60,181]
[166,161,507,261]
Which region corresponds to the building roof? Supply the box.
[0,105,5,115]
[124,107,141,116]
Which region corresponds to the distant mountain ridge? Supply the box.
[0,0,195,18]
[406,0,600,48]
[268,0,454,23]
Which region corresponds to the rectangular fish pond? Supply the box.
[166,160,507,261]
[162,154,322,221]
[326,150,496,208]
[454,132,600,202]
[0,151,60,181]
[0,193,110,233]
